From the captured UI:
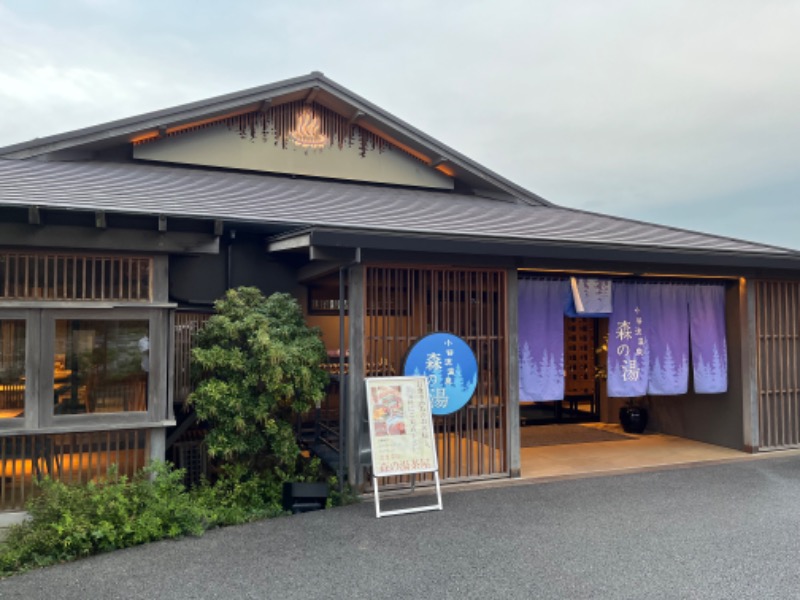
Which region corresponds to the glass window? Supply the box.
[54,320,149,415]
[0,320,25,419]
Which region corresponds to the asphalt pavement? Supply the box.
[1,455,800,600]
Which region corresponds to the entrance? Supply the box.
[520,316,606,426]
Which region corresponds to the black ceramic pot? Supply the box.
[619,406,648,434]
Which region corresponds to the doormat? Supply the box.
[520,424,635,448]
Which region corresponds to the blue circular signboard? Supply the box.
[403,332,479,415]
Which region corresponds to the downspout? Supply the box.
[226,229,236,290]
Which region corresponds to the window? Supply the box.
[0,252,169,433]
[0,320,25,420]
[54,319,149,415]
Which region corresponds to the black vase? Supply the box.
[619,406,648,434]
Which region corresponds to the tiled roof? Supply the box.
[0,158,793,258]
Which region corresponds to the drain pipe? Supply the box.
[226,229,236,290]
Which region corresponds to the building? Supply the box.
[0,72,798,507]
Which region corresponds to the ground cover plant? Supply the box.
[0,460,349,576]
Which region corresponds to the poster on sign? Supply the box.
[365,376,442,518]
[365,376,439,477]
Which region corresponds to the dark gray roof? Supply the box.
[0,158,794,262]
[0,72,549,207]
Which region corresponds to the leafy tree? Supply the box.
[188,288,328,473]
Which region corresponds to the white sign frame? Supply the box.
[365,376,443,518]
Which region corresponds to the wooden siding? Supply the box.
[756,280,800,449]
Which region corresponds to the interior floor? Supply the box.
[519,422,747,480]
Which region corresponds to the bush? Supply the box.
[0,459,358,576]
[188,288,329,474]
[0,462,205,575]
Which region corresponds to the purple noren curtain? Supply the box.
[518,279,568,402]
[607,282,650,397]
[690,286,728,393]
[646,285,690,396]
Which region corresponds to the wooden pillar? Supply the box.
[346,264,366,487]
[741,278,760,452]
[506,269,521,477]
[148,428,166,463]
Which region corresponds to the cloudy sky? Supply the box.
[1,0,799,248]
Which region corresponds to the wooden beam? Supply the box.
[258,99,272,113]
[158,215,167,232]
[348,110,364,126]
[213,219,224,237]
[27,206,41,225]
[95,211,107,229]
[0,223,219,254]
[304,86,320,105]
[297,260,346,283]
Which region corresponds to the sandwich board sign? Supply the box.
[365,376,442,518]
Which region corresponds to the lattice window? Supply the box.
[0,252,151,302]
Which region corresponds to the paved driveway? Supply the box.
[1,456,800,599]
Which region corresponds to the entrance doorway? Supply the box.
[520,316,606,426]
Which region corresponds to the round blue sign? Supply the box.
[403,332,478,415]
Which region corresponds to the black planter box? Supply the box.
[282,482,329,514]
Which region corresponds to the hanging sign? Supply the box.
[403,332,478,415]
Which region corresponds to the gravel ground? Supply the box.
[1,456,800,600]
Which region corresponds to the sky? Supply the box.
[1,0,799,249]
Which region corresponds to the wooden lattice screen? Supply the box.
[755,280,800,450]
[0,430,148,511]
[173,311,212,405]
[565,317,596,396]
[0,252,151,302]
[364,266,508,483]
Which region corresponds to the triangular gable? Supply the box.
[0,72,550,205]
[132,101,453,189]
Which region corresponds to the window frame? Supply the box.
[0,307,171,433]
[0,309,39,431]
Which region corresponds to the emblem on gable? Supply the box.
[289,108,328,150]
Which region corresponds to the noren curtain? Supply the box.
[518,279,569,402]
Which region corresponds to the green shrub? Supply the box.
[0,462,205,575]
[0,459,357,576]
[193,464,284,527]
[188,288,329,474]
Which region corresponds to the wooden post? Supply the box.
[741,278,760,452]
[506,269,521,477]
[346,264,366,487]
